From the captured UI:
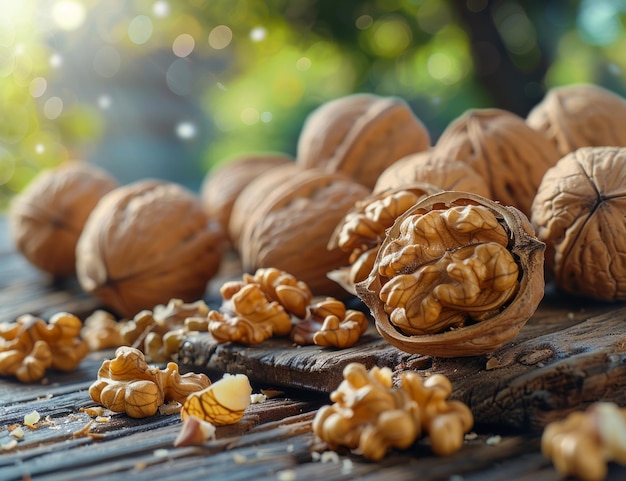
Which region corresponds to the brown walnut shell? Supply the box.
[373,148,491,198]
[200,153,293,242]
[434,109,560,217]
[531,146,626,301]
[527,84,626,157]
[76,180,225,317]
[8,162,118,276]
[356,191,545,357]
[239,169,370,297]
[296,93,430,189]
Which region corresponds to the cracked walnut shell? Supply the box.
[296,93,430,189]
[531,146,626,301]
[76,180,225,318]
[8,162,118,276]
[356,191,545,357]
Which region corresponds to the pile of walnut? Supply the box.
[313,362,473,461]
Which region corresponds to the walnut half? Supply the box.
[356,191,545,357]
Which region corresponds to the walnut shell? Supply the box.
[200,153,293,241]
[531,146,626,301]
[76,180,225,317]
[434,109,560,217]
[239,169,370,297]
[373,148,491,197]
[356,191,545,357]
[296,93,431,189]
[8,162,118,276]
[527,84,626,157]
[228,162,304,252]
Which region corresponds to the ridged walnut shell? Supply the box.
[8,162,118,276]
[200,153,293,242]
[527,84,626,157]
[296,93,430,189]
[435,109,560,217]
[239,169,370,297]
[356,191,545,357]
[76,180,225,317]
[373,148,491,197]
[531,146,626,301]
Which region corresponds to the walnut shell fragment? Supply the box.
[357,191,545,357]
[200,153,293,242]
[8,162,118,276]
[434,109,560,217]
[239,169,370,297]
[76,180,225,317]
[89,346,210,418]
[542,402,626,481]
[0,313,89,383]
[531,146,626,301]
[527,84,626,157]
[296,93,430,189]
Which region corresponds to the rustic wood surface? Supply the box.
[2,215,626,480]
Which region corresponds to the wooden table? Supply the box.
[2,215,626,481]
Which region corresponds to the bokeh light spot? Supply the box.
[0,146,16,186]
[356,15,373,30]
[260,112,272,123]
[176,121,197,139]
[0,46,15,77]
[173,34,195,58]
[44,97,64,120]
[240,107,259,125]
[49,53,63,68]
[52,1,87,31]
[35,144,45,154]
[128,15,153,45]
[166,58,192,95]
[368,16,412,58]
[152,1,170,18]
[209,25,232,49]
[98,94,111,109]
[93,45,121,78]
[29,77,47,98]
[250,27,267,42]
[296,57,311,71]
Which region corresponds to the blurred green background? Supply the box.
[1,0,626,209]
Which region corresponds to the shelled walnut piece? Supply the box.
[312,363,473,461]
[290,298,368,348]
[357,191,545,357]
[89,346,210,418]
[0,313,88,383]
[328,184,442,295]
[542,402,626,481]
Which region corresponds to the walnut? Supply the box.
[290,297,368,348]
[208,281,292,344]
[242,267,312,318]
[8,161,117,276]
[531,146,626,301]
[296,93,431,189]
[89,346,210,418]
[328,184,442,295]
[81,310,124,351]
[373,149,491,197]
[312,363,472,461]
[542,402,626,481]
[0,313,89,382]
[200,153,293,243]
[527,84,626,157]
[357,191,545,357]
[229,162,304,252]
[75,180,225,317]
[434,109,560,217]
[239,169,370,297]
[181,373,252,426]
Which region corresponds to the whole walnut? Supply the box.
[76,180,225,317]
[373,148,491,197]
[531,146,626,301]
[239,169,370,297]
[296,93,431,189]
[527,84,626,157]
[8,162,118,276]
[228,162,304,252]
[200,153,293,242]
[434,109,560,217]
